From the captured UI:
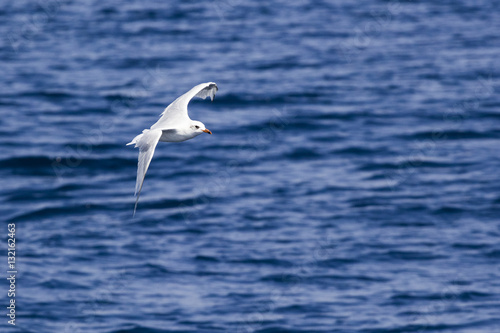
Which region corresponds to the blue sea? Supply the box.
[1,1,499,332]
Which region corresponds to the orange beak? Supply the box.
[202,128,212,135]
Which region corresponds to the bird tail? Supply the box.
[126,129,149,147]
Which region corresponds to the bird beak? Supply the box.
[202,128,212,135]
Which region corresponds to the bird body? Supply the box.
[127,82,218,216]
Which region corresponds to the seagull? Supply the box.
[127,82,218,216]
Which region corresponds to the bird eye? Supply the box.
[195,125,200,129]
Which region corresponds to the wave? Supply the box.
[397,129,499,141]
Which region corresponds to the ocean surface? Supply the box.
[1,1,499,332]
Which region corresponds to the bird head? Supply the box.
[190,121,212,135]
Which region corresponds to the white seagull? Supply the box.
[127,82,218,216]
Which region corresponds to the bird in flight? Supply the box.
[127,82,218,216]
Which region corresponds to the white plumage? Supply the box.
[127,82,218,216]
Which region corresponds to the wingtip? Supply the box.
[133,199,139,218]
[210,83,217,101]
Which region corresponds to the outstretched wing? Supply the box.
[151,82,218,130]
[132,129,163,216]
